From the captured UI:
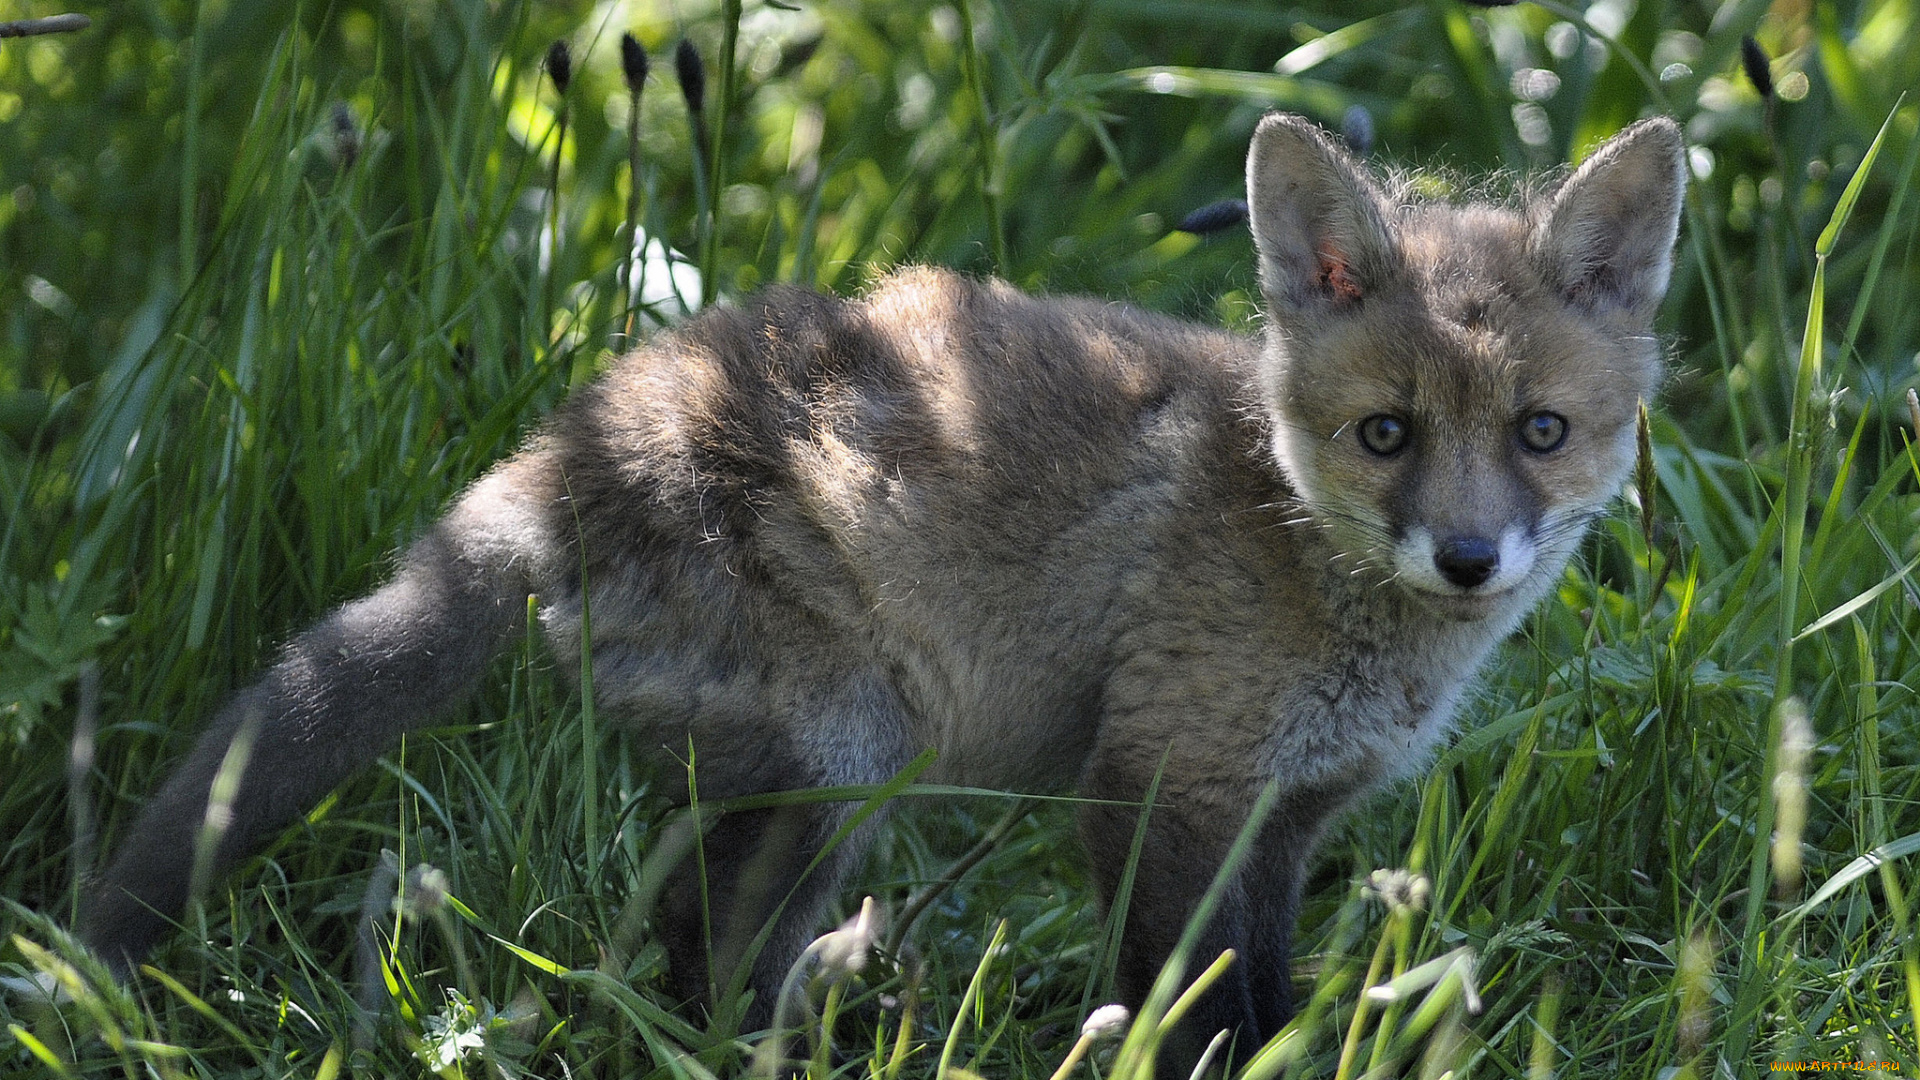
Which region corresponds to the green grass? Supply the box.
[4,0,1920,1076]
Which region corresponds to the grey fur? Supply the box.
[81,113,1685,1072]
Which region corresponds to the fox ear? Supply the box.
[1532,117,1686,324]
[1246,112,1395,317]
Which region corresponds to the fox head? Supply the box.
[1245,113,1685,622]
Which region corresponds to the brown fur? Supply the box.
[80,113,1686,1071]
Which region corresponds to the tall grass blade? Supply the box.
[937,918,1008,1080]
[1729,99,1900,1070]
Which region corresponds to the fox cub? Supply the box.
[82,113,1684,1062]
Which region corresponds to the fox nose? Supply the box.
[1434,536,1498,589]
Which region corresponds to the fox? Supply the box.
[78,112,1685,1068]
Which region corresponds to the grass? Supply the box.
[3,0,1920,1076]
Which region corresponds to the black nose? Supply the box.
[1434,537,1498,589]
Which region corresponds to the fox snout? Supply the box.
[1395,525,1540,606]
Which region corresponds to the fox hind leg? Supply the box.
[657,801,879,1030]
[649,671,912,1033]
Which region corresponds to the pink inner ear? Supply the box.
[1315,240,1363,301]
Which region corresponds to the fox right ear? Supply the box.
[1531,117,1687,324]
[1246,112,1396,318]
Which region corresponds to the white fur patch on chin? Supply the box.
[1394,525,1538,596]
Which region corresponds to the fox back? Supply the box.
[81,113,1685,1072]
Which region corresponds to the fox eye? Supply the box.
[1358,414,1408,456]
[1519,411,1568,452]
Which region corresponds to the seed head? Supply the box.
[1740,35,1773,100]
[621,33,650,95]
[1341,104,1375,158]
[1081,1004,1131,1042]
[675,38,706,116]
[1635,400,1656,548]
[1366,868,1431,915]
[330,102,362,168]
[404,864,451,915]
[545,39,573,97]
[1770,698,1812,896]
[815,896,879,977]
[1176,198,1249,235]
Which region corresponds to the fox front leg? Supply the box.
[1080,768,1333,1072]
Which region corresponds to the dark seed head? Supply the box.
[1341,104,1375,158]
[675,38,706,115]
[1740,35,1773,99]
[1175,198,1248,235]
[330,102,361,168]
[621,33,650,95]
[546,40,573,97]
[775,34,823,78]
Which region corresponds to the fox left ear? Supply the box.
[1532,117,1687,324]
[1246,112,1396,319]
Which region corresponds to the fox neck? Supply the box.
[1260,512,1525,789]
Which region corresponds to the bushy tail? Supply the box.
[80,493,539,975]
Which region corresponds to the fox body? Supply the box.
[82,114,1685,1064]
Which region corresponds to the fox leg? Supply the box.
[657,801,875,1030]
[1080,744,1339,1073]
[649,672,911,1031]
[1080,800,1257,1054]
